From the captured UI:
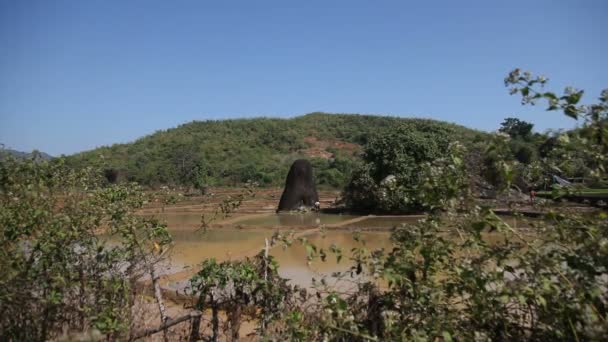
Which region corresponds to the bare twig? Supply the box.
[131,311,202,341]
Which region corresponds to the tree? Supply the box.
[190,162,209,195]
[342,123,468,213]
[499,117,534,139]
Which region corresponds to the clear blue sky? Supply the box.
[1,0,607,156]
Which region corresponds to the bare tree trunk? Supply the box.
[78,262,86,331]
[40,305,49,341]
[148,262,169,342]
[126,262,139,340]
[264,238,269,280]
[211,291,219,342]
[131,311,201,341]
[261,238,269,335]
[366,287,384,338]
[189,313,201,341]
[230,304,242,342]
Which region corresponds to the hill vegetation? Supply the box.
[65,113,485,189]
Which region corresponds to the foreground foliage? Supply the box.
[0,156,171,340]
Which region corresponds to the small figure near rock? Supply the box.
[277,159,319,212]
[529,189,537,205]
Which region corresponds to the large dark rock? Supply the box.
[277,159,319,212]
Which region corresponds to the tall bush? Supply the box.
[0,156,171,340]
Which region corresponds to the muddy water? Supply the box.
[143,212,534,290]
[151,212,204,228]
[271,231,393,289]
[344,215,425,229]
[159,213,418,287]
[235,213,360,227]
[166,229,275,266]
[159,229,393,292]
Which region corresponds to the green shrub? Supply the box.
[0,156,171,340]
[343,123,468,213]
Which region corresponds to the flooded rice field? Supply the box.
[130,189,537,296]
[144,210,414,292]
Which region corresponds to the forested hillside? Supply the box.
[66,113,485,188]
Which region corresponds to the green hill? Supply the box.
[0,148,53,161]
[66,113,486,188]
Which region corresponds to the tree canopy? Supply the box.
[498,117,534,139]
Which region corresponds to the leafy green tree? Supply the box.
[499,117,534,139]
[343,123,469,213]
[189,253,292,341]
[190,161,209,194]
[511,140,536,164]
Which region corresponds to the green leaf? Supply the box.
[564,105,579,119]
[517,295,526,305]
[537,296,547,308]
[305,244,314,258]
[567,91,583,105]
[543,92,558,100]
